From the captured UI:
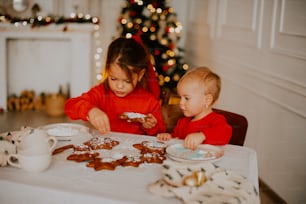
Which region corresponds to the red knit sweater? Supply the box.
[171,112,232,145]
[64,84,166,136]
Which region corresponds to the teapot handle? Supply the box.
[48,137,58,151]
[7,154,21,168]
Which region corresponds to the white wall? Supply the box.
[185,0,306,203]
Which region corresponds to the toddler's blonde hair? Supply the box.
[178,66,221,104]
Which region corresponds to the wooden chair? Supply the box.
[161,104,248,146]
[212,108,248,146]
[161,104,184,132]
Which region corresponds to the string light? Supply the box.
[93,24,103,83]
[126,33,132,38]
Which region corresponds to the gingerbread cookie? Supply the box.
[142,152,166,164]
[121,155,144,167]
[119,112,147,123]
[52,144,74,155]
[84,137,119,150]
[133,141,167,155]
[87,156,128,171]
[67,152,99,162]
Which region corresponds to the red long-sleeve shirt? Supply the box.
[171,112,232,145]
[64,84,166,136]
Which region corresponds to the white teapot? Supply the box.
[18,128,57,154]
[8,151,51,172]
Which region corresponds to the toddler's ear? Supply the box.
[204,94,214,106]
[137,69,146,82]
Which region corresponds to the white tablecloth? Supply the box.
[0,131,258,204]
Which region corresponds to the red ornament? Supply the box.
[162,65,169,72]
[154,50,161,55]
[130,11,136,17]
[168,43,175,50]
[165,27,170,33]
[152,2,158,8]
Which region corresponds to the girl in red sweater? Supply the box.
[65,37,166,135]
[157,67,232,149]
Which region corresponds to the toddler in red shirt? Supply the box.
[157,67,232,149]
[65,37,166,135]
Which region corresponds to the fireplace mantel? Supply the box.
[0,24,95,110]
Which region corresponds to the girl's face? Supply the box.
[108,63,143,97]
[177,78,210,120]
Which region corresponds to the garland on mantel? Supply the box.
[0,13,99,28]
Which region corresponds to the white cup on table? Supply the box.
[8,151,51,172]
[18,129,57,154]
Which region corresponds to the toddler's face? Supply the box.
[177,78,207,120]
[108,63,139,97]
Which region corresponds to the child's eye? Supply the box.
[110,77,117,81]
[124,80,131,83]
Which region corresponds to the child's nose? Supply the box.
[179,99,184,106]
[116,80,124,89]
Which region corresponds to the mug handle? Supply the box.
[48,136,58,151]
[7,154,21,168]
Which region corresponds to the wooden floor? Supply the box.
[0,110,287,204]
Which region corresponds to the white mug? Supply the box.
[8,151,51,172]
[18,129,57,154]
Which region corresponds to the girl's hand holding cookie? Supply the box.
[88,108,111,134]
[142,113,157,129]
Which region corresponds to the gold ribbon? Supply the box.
[182,171,207,187]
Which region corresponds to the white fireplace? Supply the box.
[0,25,95,110]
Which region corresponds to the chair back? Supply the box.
[161,104,184,132]
[161,104,248,146]
[212,108,248,146]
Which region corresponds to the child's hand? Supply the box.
[157,133,172,141]
[88,108,111,134]
[184,132,205,150]
[142,113,157,129]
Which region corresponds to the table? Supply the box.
[0,131,259,204]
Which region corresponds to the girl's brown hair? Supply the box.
[102,37,150,90]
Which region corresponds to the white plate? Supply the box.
[40,123,89,137]
[166,144,224,162]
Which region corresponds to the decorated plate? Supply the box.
[40,123,89,137]
[166,144,224,162]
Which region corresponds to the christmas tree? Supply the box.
[117,0,189,92]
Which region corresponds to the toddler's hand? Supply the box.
[184,132,205,150]
[142,113,157,129]
[88,108,110,134]
[157,133,172,141]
